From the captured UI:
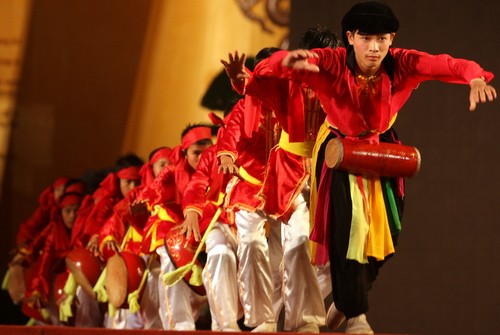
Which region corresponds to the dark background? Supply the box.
[1,1,499,334]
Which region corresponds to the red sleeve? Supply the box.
[16,205,52,247]
[82,195,116,238]
[138,164,176,207]
[26,223,57,303]
[25,222,54,264]
[98,199,128,251]
[216,100,246,161]
[182,148,216,216]
[69,194,95,248]
[248,57,311,141]
[393,48,494,84]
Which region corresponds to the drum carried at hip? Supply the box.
[325,138,421,178]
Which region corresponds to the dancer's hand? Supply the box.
[177,211,201,242]
[221,50,250,83]
[218,155,238,174]
[469,78,497,111]
[282,49,319,72]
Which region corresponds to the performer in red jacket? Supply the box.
[23,191,102,327]
[221,28,340,333]
[215,77,280,331]
[256,2,496,333]
[138,124,213,330]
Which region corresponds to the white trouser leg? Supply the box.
[125,308,145,329]
[268,218,284,319]
[74,286,103,327]
[104,308,128,329]
[316,262,332,300]
[235,210,276,327]
[282,192,326,330]
[139,255,163,329]
[202,222,240,331]
[157,246,196,330]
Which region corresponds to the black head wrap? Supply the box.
[341,1,399,47]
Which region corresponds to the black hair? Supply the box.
[114,152,144,173]
[299,26,340,49]
[80,168,111,194]
[254,47,282,67]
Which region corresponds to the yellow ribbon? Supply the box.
[1,269,10,290]
[59,273,77,322]
[92,267,108,303]
[127,255,156,313]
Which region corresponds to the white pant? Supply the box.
[157,245,206,330]
[104,308,143,329]
[280,192,326,330]
[139,255,163,329]
[103,255,162,329]
[316,262,332,300]
[202,222,242,331]
[74,286,103,327]
[235,209,276,327]
[268,215,285,318]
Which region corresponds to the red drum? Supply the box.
[21,266,50,323]
[21,301,50,323]
[66,247,104,298]
[105,251,146,308]
[19,272,68,324]
[325,138,421,178]
[164,229,206,296]
[101,245,118,261]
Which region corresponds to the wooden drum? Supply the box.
[325,138,421,178]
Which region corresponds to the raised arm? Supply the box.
[220,50,250,94]
[280,49,320,72]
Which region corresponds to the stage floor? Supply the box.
[0,325,412,335]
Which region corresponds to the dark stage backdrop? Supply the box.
[290,1,500,335]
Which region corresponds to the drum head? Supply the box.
[105,253,128,308]
[325,138,343,169]
[7,264,26,304]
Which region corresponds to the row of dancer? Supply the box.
[2,26,339,333]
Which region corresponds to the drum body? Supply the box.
[65,247,104,298]
[325,138,421,178]
[164,229,206,296]
[21,266,51,323]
